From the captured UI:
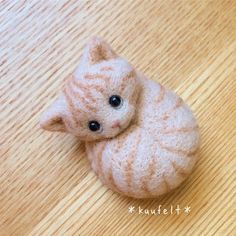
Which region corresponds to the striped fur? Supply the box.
[41,37,200,198]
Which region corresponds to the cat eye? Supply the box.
[109,95,123,108]
[88,120,101,132]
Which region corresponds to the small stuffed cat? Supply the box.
[40,37,200,198]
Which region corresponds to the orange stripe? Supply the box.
[129,84,140,106]
[156,138,199,157]
[100,66,113,71]
[124,129,141,191]
[64,83,87,114]
[114,135,127,153]
[140,146,158,194]
[164,97,184,117]
[84,73,110,81]
[67,79,98,113]
[155,97,184,122]
[120,70,136,92]
[107,167,123,194]
[72,79,96,103]
[75,82,106,94]
[96,142,107,179]
[62,86,83,128]
[89,142,99,175]
[84,73,111,93]
[159,125,199,134]
[171,161,189,178]
[153,113,169,123]
[155,84,165,105]
[162,173,171,192]
[89,84,106,94]
[73,74,108,95]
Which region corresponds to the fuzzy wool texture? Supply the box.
[40,37,200,198]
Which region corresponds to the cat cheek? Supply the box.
[124,105,135,124]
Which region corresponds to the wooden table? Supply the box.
[1,1,235,235]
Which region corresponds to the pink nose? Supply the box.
[111,121,121,128]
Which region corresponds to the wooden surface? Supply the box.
[1,0,236,235]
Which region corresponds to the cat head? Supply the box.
[40,37,141,141]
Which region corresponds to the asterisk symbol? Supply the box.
[184,206,191,214]
[128,206,135,213]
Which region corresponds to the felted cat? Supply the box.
[40,37,200,198]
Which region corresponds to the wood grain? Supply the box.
[1,0,235,235]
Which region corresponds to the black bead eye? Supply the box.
[109,95,123,108]
[88,121,101,132]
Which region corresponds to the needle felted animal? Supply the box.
[40,37,200,198]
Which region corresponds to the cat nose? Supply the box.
[111,121,121,129]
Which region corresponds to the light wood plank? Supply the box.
[1,0,235,235]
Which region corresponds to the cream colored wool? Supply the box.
[40,37,200,198]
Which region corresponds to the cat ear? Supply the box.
[83,36,117,65]
[40,96,67,132]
